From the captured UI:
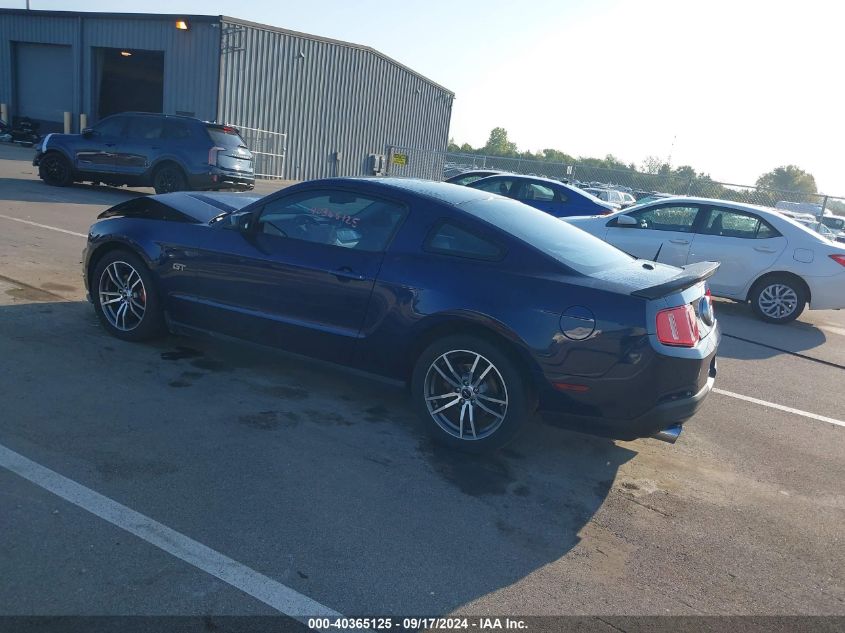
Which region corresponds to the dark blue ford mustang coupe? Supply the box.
[84,178,719,451]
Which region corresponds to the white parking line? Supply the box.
[0,213,87,238]
[713,388,845,428]
[0,443,341,620]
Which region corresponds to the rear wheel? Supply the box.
[153,164,187,194]
[750,275,806,324]
[38,152,73,187]
[411,334,532,452]
[92,250,164,341]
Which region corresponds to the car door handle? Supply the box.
[332,266,366,281]
[670,239,689,245]
[754,246,776,253]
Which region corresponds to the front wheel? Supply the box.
[92,250,164,341]
[750,276,806,324]
[411,334,533,453]
[38,152,73,187]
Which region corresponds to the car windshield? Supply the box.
[461,196,634,274]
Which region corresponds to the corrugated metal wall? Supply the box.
[217,19,454,180]
[0,10,220,130]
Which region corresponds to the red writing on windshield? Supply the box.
[309,207,360,227]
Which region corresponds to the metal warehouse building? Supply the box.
[0,9,453,179]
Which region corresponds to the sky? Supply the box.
[5,0,844,193]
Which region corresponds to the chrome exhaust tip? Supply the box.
[652,424,683,444]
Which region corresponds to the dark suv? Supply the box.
[33,112,254,194]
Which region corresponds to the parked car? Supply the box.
[467,174,616,217]
[633,192,673,205]
[583,188,636,208]
[820,214,845,235]
[797,220,845,244]
[33,112,254,194]
[444,169,506,186]
[84,178,718,451]
[566,197,845,323]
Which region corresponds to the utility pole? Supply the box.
[667,135,677,169]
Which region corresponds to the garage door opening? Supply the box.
[94,47,164,119]
[14,42,73,133]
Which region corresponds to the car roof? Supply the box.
[106,111,210,124]
[475,173,564,186]
[634,195,788,217]
[300,177,517,208]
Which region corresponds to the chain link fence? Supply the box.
[386,146,845,221]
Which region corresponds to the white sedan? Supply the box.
[566,197,845,323]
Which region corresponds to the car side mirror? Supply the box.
[82,128,96,138]
[236,210,256,231]
[616,215,638,227]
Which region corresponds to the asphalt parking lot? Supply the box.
[0,143,844,622]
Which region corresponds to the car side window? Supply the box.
[93,116,127,138]
[256,190,405,252]
[424,222,504,260]
[126,117,164,140]
[518,182,555,202]
[702,208,780,239]
[164,119,192,140]
[473,178,516,197]
[622,205,700,232]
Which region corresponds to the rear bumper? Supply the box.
[805,272,845,310]
[189,167,255,191]
[539,334,718,441]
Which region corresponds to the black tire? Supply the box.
[92,250,165,342]
[410,334,533,453]
[152,163,187,194]
[749,275,806,324]
[38,152,73,187]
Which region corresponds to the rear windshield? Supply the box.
[461,196,633,274]
[205,126,247,149]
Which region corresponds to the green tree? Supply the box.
[482,127,518,156]
[447,138,460,153]
[755,165,818,194]
[540,148,576,164]
[641,155,665,174]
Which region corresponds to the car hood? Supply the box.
[98,192,263,224]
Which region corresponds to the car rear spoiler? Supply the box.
[631,261,720,300]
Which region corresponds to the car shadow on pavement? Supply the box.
[714,300,828,361]
[0,299,638,615]
[0,177,148,205]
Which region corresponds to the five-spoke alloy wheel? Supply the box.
[92,250,164,341]
[412,335,532,452]
[424,349,509,441]
[98,260,147,332]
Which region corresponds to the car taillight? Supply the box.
[705,286,714,314]
[208,146,225,166]
[830,254,845,267]
[656,304,699,347]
